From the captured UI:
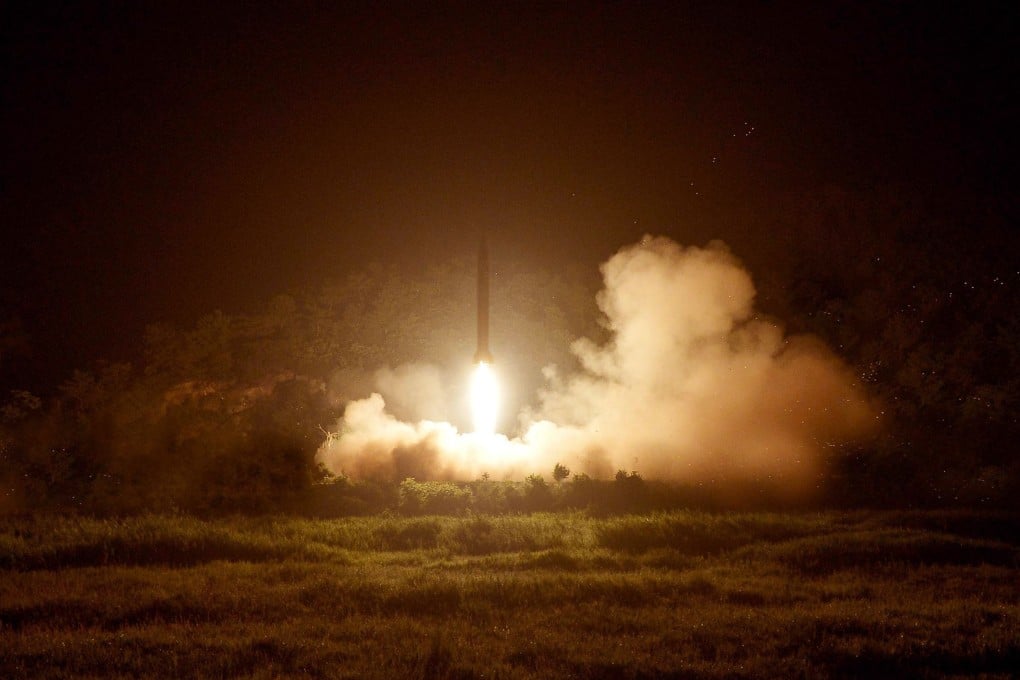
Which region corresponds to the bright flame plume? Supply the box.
[470,362,500,434]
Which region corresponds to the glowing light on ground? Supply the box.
[470,361,500,434]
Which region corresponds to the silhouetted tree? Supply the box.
[768,186,1020,506]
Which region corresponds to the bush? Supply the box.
[522,474,553,512]
[398,479,473,515]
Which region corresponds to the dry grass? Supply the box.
[1,510,1017,678]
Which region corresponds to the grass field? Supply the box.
[1,510,1017,678]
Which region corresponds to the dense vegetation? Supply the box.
[0,261,596,516]
[314,474,822,518]
[762,188,1019,507]
[2,510,1016,677]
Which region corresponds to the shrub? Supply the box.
[522,474,553,512]
[399,479,473,515]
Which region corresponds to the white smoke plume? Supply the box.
[317,236,875,494]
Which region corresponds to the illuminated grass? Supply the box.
[0,511,1017,678]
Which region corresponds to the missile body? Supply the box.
[473,238,493,364]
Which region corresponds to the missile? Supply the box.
[473,237,493,364]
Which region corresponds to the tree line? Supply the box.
[1,187,1017,513]
[0,258,596,514]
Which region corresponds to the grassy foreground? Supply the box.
[1,511,1017,678]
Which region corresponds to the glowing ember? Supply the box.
[470,361,500,434]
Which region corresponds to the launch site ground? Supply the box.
[1,510,1017,678]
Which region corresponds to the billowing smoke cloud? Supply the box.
[317,236,875,494]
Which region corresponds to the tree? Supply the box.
[769,186,1020,506]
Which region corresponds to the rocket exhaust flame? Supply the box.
[471,237,499,432]
[470,361,499,434]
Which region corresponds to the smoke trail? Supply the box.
[316,236,875,494]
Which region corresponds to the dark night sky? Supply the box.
[1,2,1016,389]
